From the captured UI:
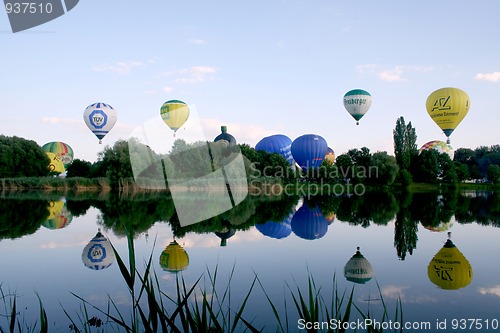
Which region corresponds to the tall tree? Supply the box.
[393,116,417,185]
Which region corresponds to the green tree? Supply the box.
[488,164,500,183]
[393,117,417,184]
[0,135,50,178]
[66,158,92,178]
[413,149,439,183]
[368,151,399,185]
[98,139,134,188]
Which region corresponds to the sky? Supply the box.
[1,1,499,162]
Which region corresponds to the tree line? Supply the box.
[1,116,499,188]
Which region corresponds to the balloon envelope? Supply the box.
[426,87,470,140]
[291,134,328,170]
[83,102,117,143]
[159,240,189,272]
[427,238,473,290]
[43,200,73,229]
[214,125,237,146]
[42,141,74,167]
[256,213,293,239]
[291,204,328,240]
[255,134,294,165]
[160,100,190,134]
[419,140,454,160]
[46,152,65,173]
[82,231,115,270]
[324,147,335,165]
[343,89,372,125]
[344,247,374,284]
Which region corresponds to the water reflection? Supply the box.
[159,240,189,273]
[0,190,499,259]
[81,230,115,270]
[291,203,329,240]
[343,247,374,284]
[42,199,73,230]
[427,232,473,290]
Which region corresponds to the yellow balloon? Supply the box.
[159,240,189,273]
[426,87,470,142]
[160,100,190,134]
[46,152,65,173]
[428,239,473,290]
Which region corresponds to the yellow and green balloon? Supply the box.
[42,141,74,168]
[160,100,190,135]
[426,87,470,143]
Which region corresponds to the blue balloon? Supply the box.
[255,134,294,165]
[291,204,329,240]
[291,134,328,170]
[255,213,293,239]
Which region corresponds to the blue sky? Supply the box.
[1,1,499,162]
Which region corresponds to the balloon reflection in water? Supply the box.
[159,240,189,273]
[82,230,115,270]
[428,232,473,290]
[255,213,293,239]
[42,199,73,230]
[215,228,236,247]
[291,204,329,240]
[344,247,374,284]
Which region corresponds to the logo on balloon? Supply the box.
[4,0,79,33]
[89,110,108,128]
[430,96,451,112]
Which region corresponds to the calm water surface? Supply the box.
[0,190,499,332]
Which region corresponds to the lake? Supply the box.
[0,190,499,332]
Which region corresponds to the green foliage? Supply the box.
[413,150,440,183]
[0,135,50,178]
[397,169,413,187]
[0,199,48,239]
[368,151,399,185]
[393,117,417,172]
[66,158,92,178]
[98,139,134,188]
[488,164,500,183]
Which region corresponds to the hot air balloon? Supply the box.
[42,200,73,230]
[256,213,293,239]
[159,240,189,273]
[291,134,328,170]
[46,152,65,173]
[427,233,473,290]
[419,140,454,160]
[343,89,372,125]
[214,125,237,146]
[83,102,117,144]
[291,204,329,240]
[255,134,294,165]
[344,247,374,284]
[82,230,115,270]
[160,100,190,136]
[324,147,335,165]
[42,141,74,168]
[426,87,470,144]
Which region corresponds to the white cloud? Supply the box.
[475,72,500,82]
[162,86,173,93]
[144,89,158,95]
[188,38,206,45]
[161,66,217,83]
[357,64,432,81]
[41,117,82,125]
[479,285,500,297]
[92,61,145,75]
